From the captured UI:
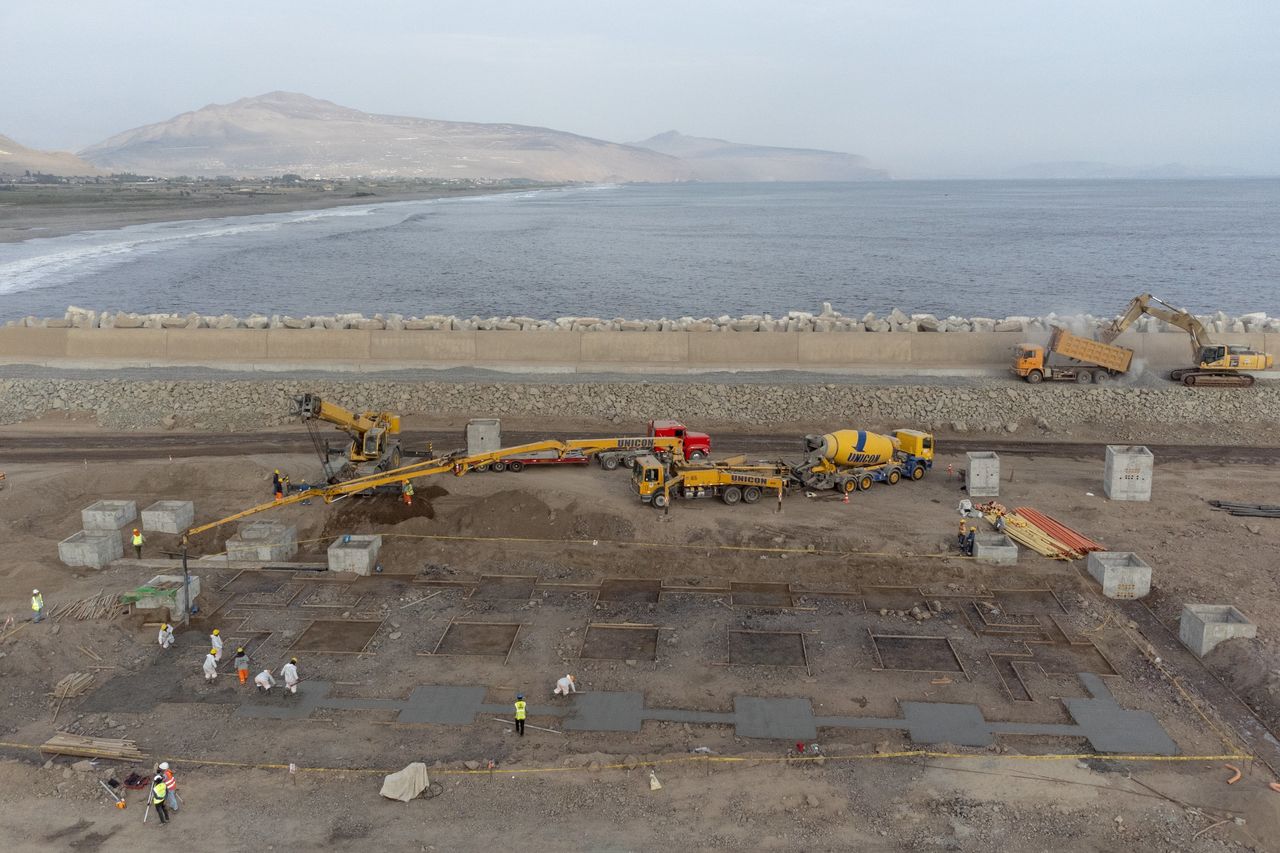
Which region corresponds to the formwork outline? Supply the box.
[288,618,386,655]
[859,585,930,613]
[988,652,1035,702]
[423,617,523,665]
[1021,637,1121,678]
[299,585,367,610]
[868,630,969,678]
[217,631,275,672]
[579,623,662,662]
[989,587,1069,615]
[229,583,307,610]
[218,570,284,594]
[728,582,796,609]
[723,629,811,676]
[594,578,664,605]
[466,574,540,601]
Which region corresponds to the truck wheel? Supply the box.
[742,486,762,503]
[722,486,743,505]
[910,466,925,481]
[841,480,857,494]
[1075,370,1092,385]
[388,447,402,470]
[858,475,873,491]
[652,493,668,509]
[508,460,524,473]
[601,456,620,471]
[475,463,490,473]
[886,469,902,485]
[688,450,706,461]
[491,461,507,472]
[1093,371,1109,384]
[1026,370,1044,384]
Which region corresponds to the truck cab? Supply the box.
[893,429,934,463]
[631,454,667,503]
[1012,344,1045,380]
[648,420,711,460]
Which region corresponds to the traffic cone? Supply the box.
[842,492,849,504]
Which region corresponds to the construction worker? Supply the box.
[962,528,977,557]
[254,669,276,692]
[210,628,223,661]
[995,514,1007,533]
[202,648,218,682]
[233,647,250,685]
[513,694,527,736]
[957,520,968,548]
[159,761,180,811]
[402,480,414,506]
[280,657,300,695]
[30,589,44,623]
[157,623,175,649]
[132,528,145,559]
[553,674,578,697]
[150,773,170,825]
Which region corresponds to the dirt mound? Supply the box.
[319,484,448,538]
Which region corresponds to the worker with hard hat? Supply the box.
[273,469,284,501]
[150,773,171,825]
[254,669,276,692]
[159,761,180,811]
[30,589,44,623]
[513,694,527,736]
[233,647,250,685]
[210,628,223,661]
[202,648,218,682]
[553,674,578,697]
[132,527,145,559]
[158,622,175,649]
[957,519,968,548]
[402,480,414,506]
[280,657,300,695]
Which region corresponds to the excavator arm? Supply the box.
[1101,293,1211,358]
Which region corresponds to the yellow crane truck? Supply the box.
[294,393,402,481]
[631,454,788,509]
[1012,327,1134,384]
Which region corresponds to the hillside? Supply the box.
[631,130,887,181]
[0,134,101,176]
[78,92,690,182]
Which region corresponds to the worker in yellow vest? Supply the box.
[513,694,527,736]
[150,773,170,824]
[31,589,44,623]
[132,528,145,559]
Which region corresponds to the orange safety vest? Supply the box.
[164,769,177,791]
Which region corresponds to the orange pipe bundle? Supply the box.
[1015,507,1105,555]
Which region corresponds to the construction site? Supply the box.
[2,296,1280,850]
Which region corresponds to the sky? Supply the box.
[3,0,1278,177]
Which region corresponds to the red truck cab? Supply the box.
[648,419,711,460]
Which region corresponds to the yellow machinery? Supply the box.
[182,434,686,543]
[295,393,403,481]
[1012,327,1134,384]
[631,453,787,509]
[793,428,935,493]
[1101,293,1273,387]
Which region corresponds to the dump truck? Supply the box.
[790,428,935,494]
[1012,327,1133,384]
[631,454,788,509]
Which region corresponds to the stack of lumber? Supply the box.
[51,672,94,699]
[52,591,126,621]
[40,733,146,762]
[1015,507,1105,555]
[1208,500,1280,518]
[977,502,1083,560]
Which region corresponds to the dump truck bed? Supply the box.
[1049,327,1133,373]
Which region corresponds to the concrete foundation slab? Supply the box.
[133,574,201,623]
[141,500,194,534]
[1179,604,1257,657]
[466,418,501,456]
[226,521,298,561]
[965,452,1000,497]
[973,532,1018,565]
[398,686,488,725]
[902,702,994,747]
[81,499,137,531]
[1104,445,1153,501]
[1087,552,1152,599]
[733,697,817,740]
[57,530,123,569]
[564,692,647,732]
[326,534,382,575]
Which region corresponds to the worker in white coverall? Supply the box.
[202,649,219,682]
[210,628,224,661]
[254,670,276,692]
[554,674,578,697]
[280,658,300,695]
[158,623,175,649]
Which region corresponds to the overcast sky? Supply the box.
[4,0,1277,177]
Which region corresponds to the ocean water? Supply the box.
[1,180,1278,321]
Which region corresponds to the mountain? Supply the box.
[630,130,887,182]
[0,134,101,176]
[78,92,689,182]
[1004,161,1256,179]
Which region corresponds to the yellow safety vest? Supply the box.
[514,700,527,720]
[152,780,168,804]
[31,594,42,612]
[132,532,144,546]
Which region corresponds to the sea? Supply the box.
[1,179,1278,322]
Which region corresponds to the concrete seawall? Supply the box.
[0,327,1270,374]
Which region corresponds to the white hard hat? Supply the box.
[159,762,170,770]
[33,589,40,594]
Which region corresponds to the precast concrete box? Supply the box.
[972,532,1018,565]
[1087,551,1152,599]
[226,521,298,561]
[965,452,1000,498]
[1104,445,1153,501]
[134,574,202,624]
[141,500,195,534]
[466,418,502,457]
[1180,605,1257,658]
[58,530,124,569]
[327,534,382,575]
[81,500,137,531]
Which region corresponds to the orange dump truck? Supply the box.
[1012,327,1134,385]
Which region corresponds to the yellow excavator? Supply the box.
[1101,293,1273,387]
[294,393,403,481]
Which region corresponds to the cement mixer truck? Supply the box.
[791,428,935,494]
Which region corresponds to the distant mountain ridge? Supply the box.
[631,130,887,181]
[0,134,101,176]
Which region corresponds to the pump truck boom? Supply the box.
[294,393,403,481]
[791,428,934,493]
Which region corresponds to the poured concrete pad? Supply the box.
[965,452,1000,498]
[563,692,647,732]
[1179,604,1257,657]
[226,521,298,561]
[141,500,194,534]
[902,703,994,747]
[82,499,137,531]
[973,532,1018,565]
[58,530,123,569]
[1104,445,1153,501]
[327,535,382,575]
[1087,551,1152,599]
[733,697,817,740]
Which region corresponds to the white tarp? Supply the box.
[379,762,430,802]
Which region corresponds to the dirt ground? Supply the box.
[1,428,1279,851]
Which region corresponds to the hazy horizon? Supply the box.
[4,0,1278,178]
